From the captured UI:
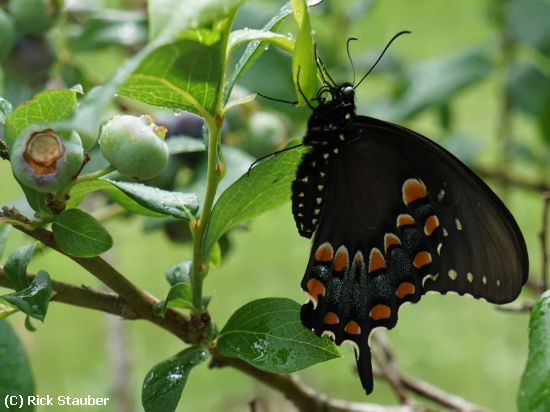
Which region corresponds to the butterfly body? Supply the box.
[292,82,529,394]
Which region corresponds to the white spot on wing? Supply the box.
[448,269,457,280]
[467,272,474,283]
[422,273,439,286]
[482,276,487,285]
[455,218,463,231]
[321,330,336,341]
[343,339,360,357]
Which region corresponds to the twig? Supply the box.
[496,300,535,312]
[371,331,489,412]
[0,207,192,342]
[394,374,490,412]
[211,350,414,412]
[476,167,550,193]
[0,267,137,318]
[370,331,412,406]
[539,192,550,292]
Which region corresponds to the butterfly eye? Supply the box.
[342,85,354,101]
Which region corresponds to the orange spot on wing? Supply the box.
[384,233,401,253]
[306,278,326,303]
[413,251,432,269]
[424,215,440,236]
[369,304,391,320]
[324,312,339,325]
[315,242,334,262]
[333,246,349,272]
[402,178,428,205]
[344,320,361,335]
[395,282,416,299]
[397,214,415,227]
[368,248,386,272]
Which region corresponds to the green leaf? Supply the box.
[0,320,34,411]
[67,179,165,217]
[507,63,550,117]
[0,97,13,125]
[4,89,79,149]
[228,29,294,55]
[391,48,493,120]
[155,282,194,316]
[24,316,36,332]
[68,9,147,51]
[148,0,244,42]
[518,290,550,412]
[506,0,550,54]
[2,270,52,321]
[20,182,53,216]
[166,136,206,155]
[204,144,304,257]
[223,0,321,104]
[165,260,192,286]
[209,241,222,269]
[291,0,317,105]
[4,243,36,291]
[0,225,11,260]
[218,298,340,373]
[119,29,224,117]
[52,209,113,257]
[106,180,199,221]
[142,346,209,412]
[0,299,18,319]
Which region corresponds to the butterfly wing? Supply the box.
[298,115,528,394]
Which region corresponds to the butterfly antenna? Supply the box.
[316,55,337,87]
[346,37,358,85]
[247,143,303,175]
[296,66,315,110]
[256,91,298,106]
[354,30,411,89]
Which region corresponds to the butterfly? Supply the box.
[291,33,529,394]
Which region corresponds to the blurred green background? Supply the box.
[1,0,549,410]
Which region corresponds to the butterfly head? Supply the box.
[311,82,356,126]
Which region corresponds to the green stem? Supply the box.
[53,165,116,204]
[189,15,235,314]
[191,114,223,313]
[75,165,116,184]
[0,218,34,231]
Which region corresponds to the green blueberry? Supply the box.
[99,115,169,180]
[243,111,287,156]
[10,125,85,193]
[8,0,60,36]
[0,9,16,61]
[3,35,55,83]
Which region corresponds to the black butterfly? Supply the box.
[291,33,529,394]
